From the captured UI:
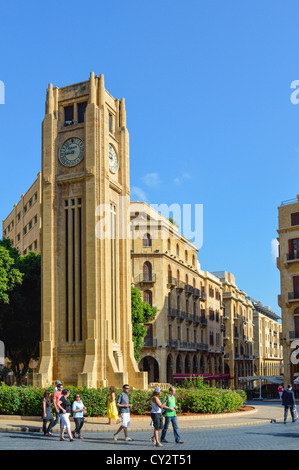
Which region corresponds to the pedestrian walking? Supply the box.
[113,384,132,441]
[106,386,121,425]
[53,380,62,393]
[57,389,74,441]
[150,387,174,448]
[161,386,184,444]
[278,385,283,400]
[282,384,297,423]
[42,390,54,436]
[72,393,87,439]
[52,383,63,429]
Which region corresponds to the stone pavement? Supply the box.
[0,400,288,433]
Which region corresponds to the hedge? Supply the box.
[0,383,246,416]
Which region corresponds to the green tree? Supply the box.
[0,240,23,304]
[0,248,41,384]
[131,286,157,361]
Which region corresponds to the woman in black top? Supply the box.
[57,389,74,441]
[42,390,54,436]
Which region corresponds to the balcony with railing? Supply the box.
[143,337,157,347]
[176,280,186,291]
[286,252,299,264]
[135,273,156,284]
[168,339,191,350]
[184,284,194,295]
[199,290,207,301]
[167,308,187,321]
[192,287,200,298]
[287,292,299,304]
[289,331,299,340]
[167,276,177,287]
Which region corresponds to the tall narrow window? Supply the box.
[294,276,299,298]
[143,261,152,282]
[77,101,87,123]
[109,113,113,132]
[294,311,299,337]
[143,233,152,247]
[65,197,83,343]
[143,290,152,306]
[289,238,299,260]
[110,204,117,342]
[78,201,82,341]
[64,105,74,126]
[65,205,69,342]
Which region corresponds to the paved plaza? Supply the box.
[1,401,299,451]
[1,421,299,451]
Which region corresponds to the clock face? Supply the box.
[59,137,84,167]
[109,144,118,173]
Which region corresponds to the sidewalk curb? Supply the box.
[0,407,281,433]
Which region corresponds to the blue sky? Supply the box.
[1,0,299,316]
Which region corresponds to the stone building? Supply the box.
[3,74,147,389]
[247,298,283,377]
[2,173,41,255]
[211,272,255,388]
[277,195,299,386]
[130,202,226,386]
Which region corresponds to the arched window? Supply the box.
[167,238,171,252]
[143,290,152,306]
[143,233,152,247]
[185,250,188,263]
[192,254,195,267]
[176,244,179,257]
[143,261,152,281]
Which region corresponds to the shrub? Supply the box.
[0,383,246,416]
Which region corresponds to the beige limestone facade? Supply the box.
[2,74,147,389]
[248,298,283,377]
[211,272,255,388]
[130,202,226,386]
[277,196,299,386]
[2,173,41,255]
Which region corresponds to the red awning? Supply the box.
[172,373,232,381]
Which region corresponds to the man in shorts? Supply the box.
[113,384,132,441]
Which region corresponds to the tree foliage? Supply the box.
[0,241,41,384]
[131,286,157,361]
[0,239,23,304]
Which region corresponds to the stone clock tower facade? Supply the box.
[33,73,147,389]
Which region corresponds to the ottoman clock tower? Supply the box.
[33,73,147,389]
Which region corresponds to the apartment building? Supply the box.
[2,172,41,255]
[247,297,283,377]
[277,195,299,386]
[212,271,255,388]
[130,202,226,385]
